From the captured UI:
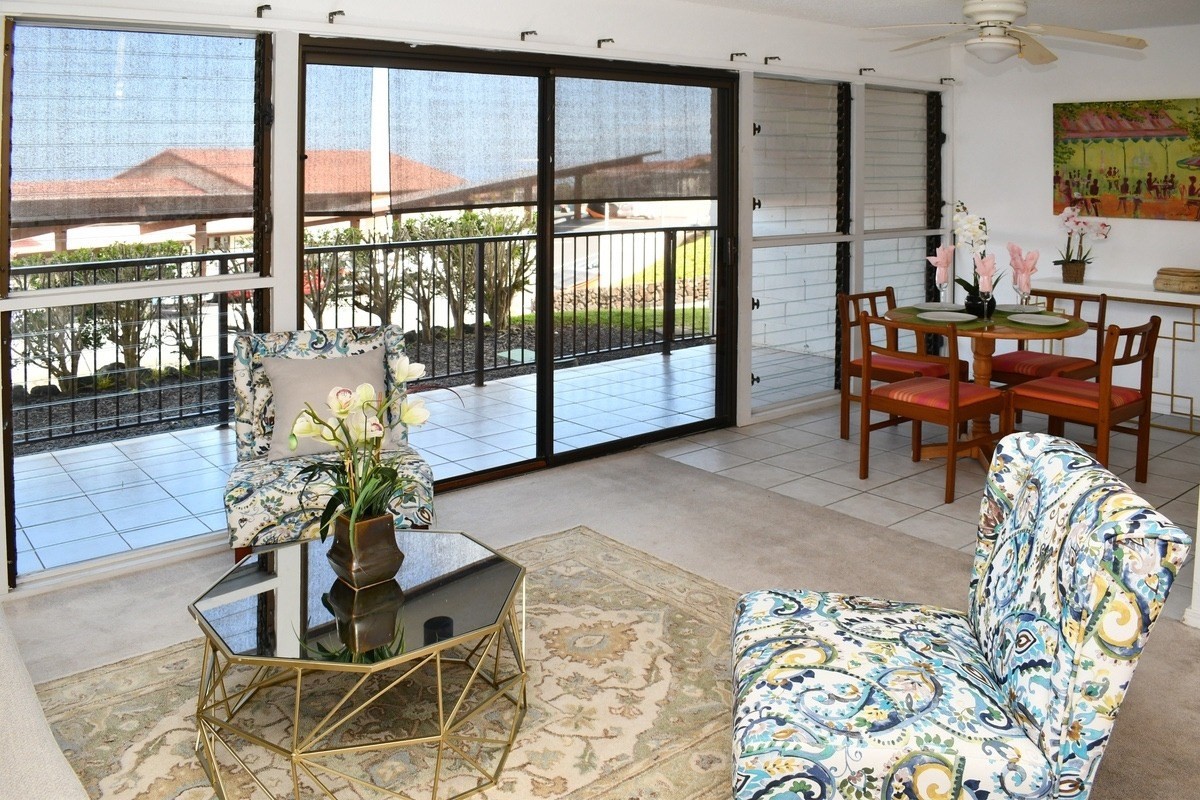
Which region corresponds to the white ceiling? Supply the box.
[675,0,1200,31]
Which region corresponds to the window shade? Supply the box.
[555,77,717,205]
[9,25,257,231]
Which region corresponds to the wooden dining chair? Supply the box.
[1009,316,1161,483]
[990,290,1109,385]
[837,288,968,440]
[858,313,1012,504]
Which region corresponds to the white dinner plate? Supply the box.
[996,304,1041,313]
[917,311,978,322]
[914,301,965,311]
[1008,313,1069,326]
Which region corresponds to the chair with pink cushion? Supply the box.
[1010,316,1160,482]
[991,289,1108,385]
[858,313,1011,503]
[837,288,968,440]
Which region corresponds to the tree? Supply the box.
[302,227,358,327]
[477,212,537,332]
[392,215,457,343]
[161,293,205,375]
[89,242,192,389]
[10,242,190,393]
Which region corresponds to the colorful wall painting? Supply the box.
[1053,99,1200,221]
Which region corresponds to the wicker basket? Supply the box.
[1060,260,1087,284]
[1154,267,1200,294]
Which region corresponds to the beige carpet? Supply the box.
[37,527,733,799]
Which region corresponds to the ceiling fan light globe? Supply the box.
[964,35,1020,63]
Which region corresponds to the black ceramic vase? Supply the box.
[963,294,996,319]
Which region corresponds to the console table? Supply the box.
[1034,279,1200,434]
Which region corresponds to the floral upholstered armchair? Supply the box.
[732,432,1190,800]
[224,325,435,551]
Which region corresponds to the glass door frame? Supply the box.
[299,38,739,488]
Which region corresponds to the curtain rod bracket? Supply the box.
[256,4,271,17]
[597,38,614,48]
[940,77,956,84]
[858,68,876,75]
[521,30,538,41]
[730,52,747,61]
[327,10,344,23]
[763,56,780,65]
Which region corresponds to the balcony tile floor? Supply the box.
[10,347,1198,624]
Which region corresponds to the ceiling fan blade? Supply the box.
[1010,30,1057,65]
[870,22,970,32]
[891,33,957,52]
[1017,24,1147,50]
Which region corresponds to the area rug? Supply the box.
[36,526,735,799]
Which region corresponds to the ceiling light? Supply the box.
[964,35,1020,63]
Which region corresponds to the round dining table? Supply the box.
[886,303,1089,464]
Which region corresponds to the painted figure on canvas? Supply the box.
[1053,99,1200,221]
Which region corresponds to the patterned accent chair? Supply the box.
[224,326,435,551]
[732,432,1190,800]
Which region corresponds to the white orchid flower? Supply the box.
[326,386,356,418]
[291,411,322,439]
[395,355,426,383]
[345,410,385,443]
[350,382,377,411]
[400,396,430,427]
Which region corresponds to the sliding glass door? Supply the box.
[301,41,736,482]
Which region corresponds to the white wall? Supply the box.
[949,24,1200,285]
[0,0,949,83]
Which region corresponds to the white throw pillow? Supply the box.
[262,349,387,461]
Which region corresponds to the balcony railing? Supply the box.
[8,225,715,450]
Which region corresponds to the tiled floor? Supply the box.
[11,346,718,574]
[646,405,1200,620]
[413,345,716,480]
[10,343,1199,614]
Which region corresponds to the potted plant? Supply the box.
[1053,206,1111,284]
[290,371,430,589]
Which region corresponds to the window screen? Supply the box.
[555,77,717,206]
[8,25,258,267]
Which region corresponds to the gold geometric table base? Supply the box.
[194,601,526,800]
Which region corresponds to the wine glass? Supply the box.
[936,280,950,305]
[1011,274,1030,308]
[979,290,994,320]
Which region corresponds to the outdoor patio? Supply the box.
[11,345,719,574]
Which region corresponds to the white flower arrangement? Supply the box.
[952,201,988,256]
[289,355,429,545]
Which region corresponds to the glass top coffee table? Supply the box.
[189,529,526,800]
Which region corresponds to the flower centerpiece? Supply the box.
[290,357,429,589]
[1053,206,1111,283]
[951,201,1001,318]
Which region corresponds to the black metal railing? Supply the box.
[8,226,715,449]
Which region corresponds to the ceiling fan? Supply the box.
[876,0,1147,65]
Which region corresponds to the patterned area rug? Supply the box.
[37,527,734,799]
